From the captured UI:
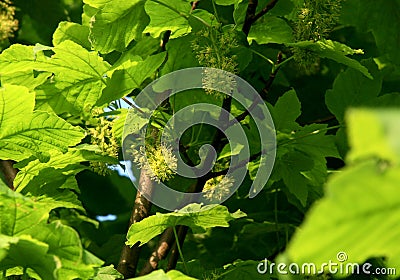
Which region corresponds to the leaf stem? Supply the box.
[173,226,189,274]
[249,48,275,66]
[211,0,221,23]
[22,267,28,280]
[278,124,344,147]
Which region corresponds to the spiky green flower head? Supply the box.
[0,0,18,44]
[131,144,177,183]
[292,0,344,73]
[89,108,119,176]
[202,68,237,98]
[192,27,239,99]
[203,175,234,202]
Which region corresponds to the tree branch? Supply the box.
[166,225,189,271]
[139,227,176,275]
[117,170,153,278]
[253,0,279,22]
[261,51,283,98]
[242,0,258,36]
[242,0,279,36]
[0,160,17,190]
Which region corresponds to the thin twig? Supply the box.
[261,51,283,98]
[117,170,153,278]
[191,1,200,12]
[0,160,17,190]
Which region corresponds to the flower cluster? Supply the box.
[0,0,18,43]
[89,109,119,176]
[192,28,238,99]
[293,0,344,73]
[131,144,177,183]
[203,175,234,202]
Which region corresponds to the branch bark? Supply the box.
[166,225,189,271]
[0,160,17,190]
[261,51,283,98]
[139,227,175,275]
[253,0,279,22]
[117,170,153,278]
[242,0,258,36]
[242,0,280,36]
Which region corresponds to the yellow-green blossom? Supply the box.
[292,0,344,73]
[203,175,234,201]
[131,144,177,183]
[192,28,238,99]
[0,0,18,42]
[89,108,119,176]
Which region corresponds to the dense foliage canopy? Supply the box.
[0,0,400,279]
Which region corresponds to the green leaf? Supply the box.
[0,41,110,115]
[274,151,313,207]
[248,16,294,45]
[341,0,400,66]
[0,234,60,280]
[325,59,382,123]
[284,108,400,272]
[0,188,51,236]
[267,124,339,208]
[284,160,400,272]
[347,109,400,164]
[130,269,198,280]
[161,35,199,74]
[218,260,273,280]
[114,36,160,63]
[215,0,242,6]
[217,143,244,161]
[0,187,102,278]
[0,71,51,91]
[53,22,91,50]
[0,110,85,162]
[271,89,301,131]
[292,124,340,159]
[14,145,118,191]
[126,204,246,246]
[93,265,123,280]
[85,0,149,53]
[287,40,372,79]
[0,84,34,130]
[99,52,166,105]
[30,222,102,279]
[143,0,213,39]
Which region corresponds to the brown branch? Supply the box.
[253,0,279,22]
[306,115,336,125]
[242,0,258,36]
[138,94,233,275]
[160,30,171,51]
[261,51,283,98]
[117,170,153,278]
[242,0,280,35]
[138,176,207,274]
[166,225,189,271]
[191,0,200,11]
[0,160,17,190]
[139,227,175,275]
